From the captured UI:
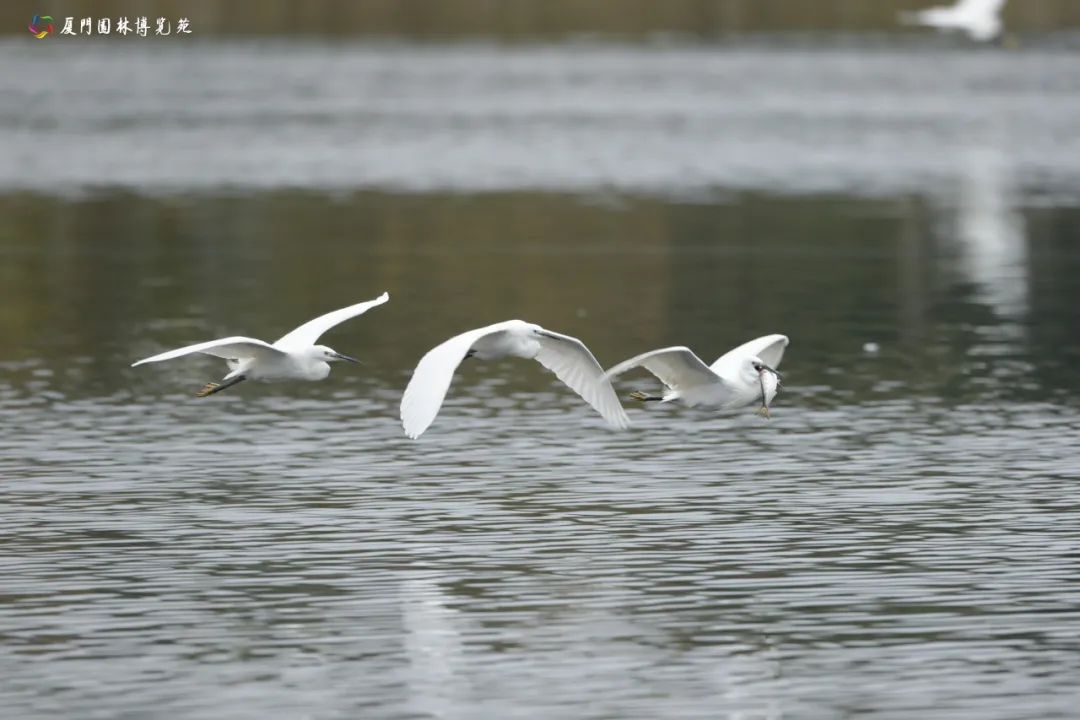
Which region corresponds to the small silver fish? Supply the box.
[757,368,780,419]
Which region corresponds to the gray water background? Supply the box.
[2,37,1080,719]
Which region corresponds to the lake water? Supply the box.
[2,38,1080,719]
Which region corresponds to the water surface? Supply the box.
[2,40,1080,720]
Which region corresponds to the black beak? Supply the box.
[759,364,782,381]
[333,352,360,364]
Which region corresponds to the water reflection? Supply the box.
[401,574,471,719]
[950,145,1029,320]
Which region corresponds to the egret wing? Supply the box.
[400,321,520,439]
[532,329,630,430]
[710,334,789,375]
[603,345,726,394]
[273,292,389,351]
[131,336,283,367]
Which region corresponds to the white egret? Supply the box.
[400,320,630,439]
[900,0,1007,42]
[604,334,789,417]
[131,292,389,396]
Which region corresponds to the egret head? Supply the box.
[312,345,359,364]
[748,356,781,382]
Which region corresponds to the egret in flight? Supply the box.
[132,292,389,397]
[400,320,630,439]
[900,0,1007,42]
[603,334,789,417]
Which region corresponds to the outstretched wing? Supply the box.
[131,336,283,367]
[273,292,389,351]
[532,328,630,430]
[603,346,728,401]
[400,321,520,439]
[710,334,789,375]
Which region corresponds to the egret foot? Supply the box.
[757,406,771,419]
[195,382,219,398]
[630,391,662,402]
[195,375,246,397]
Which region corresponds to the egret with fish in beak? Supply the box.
[604,334,789,418]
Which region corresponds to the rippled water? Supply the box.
[3,39,1080,720]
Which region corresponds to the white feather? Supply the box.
[131,336,283,366]
[533,329,630,431]
[400,322,514,439]
[274,292,389,351]
[710,334,789,375]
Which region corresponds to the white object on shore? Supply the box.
[900,0,1007,42]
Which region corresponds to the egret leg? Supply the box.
[196,375,246,398]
